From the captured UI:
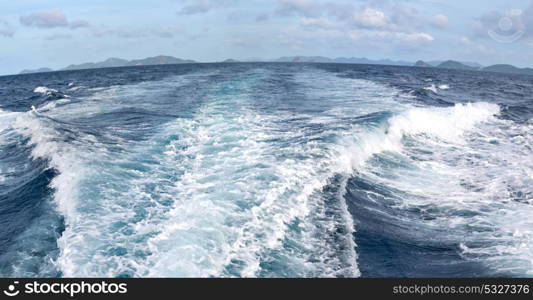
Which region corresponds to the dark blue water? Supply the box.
[0,63,531,277]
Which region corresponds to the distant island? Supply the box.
[273,56,413,66]
[427,60,483,69]
[414,60,432,68]
[481,64,533,76]
[20,55,196,74]
[274,57,533,76]
[414,59,533,76]
[436,60,479,71]
[20,67,54,74]
[18,55,533,77]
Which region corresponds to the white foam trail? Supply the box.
[424,84,438,93]
[354,102,533,275]
[451,119,533,274]
[37,75,201,277]
[33,86,58,95]
[144,71,375,277]
[37,69,402,278]
[142,73,490,277]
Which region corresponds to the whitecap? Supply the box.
[33,86,58,95]
[424,84,438,93]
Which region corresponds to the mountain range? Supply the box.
[414,59,533,76]
[19,67,54,74]
[18,55,533,77]
[21,56,196,74]
[62,56,196,71]
[273,56,413,66]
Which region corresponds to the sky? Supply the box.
[0,0,532,75]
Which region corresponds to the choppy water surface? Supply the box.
[0,63,531,277]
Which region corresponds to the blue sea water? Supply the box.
[0,63,531,277]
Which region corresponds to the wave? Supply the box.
[423,84,438,93]
[33,87,58,95]
[339,102,499,172]
[0,108,65,277]
[423,84,450,94]
[349,101,533,276]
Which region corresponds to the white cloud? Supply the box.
[276,0,440,35]
[431,14,448,29]
[69,20,90,29]
[347,29,434,43]
[396,32,434,42]
[282,1,435,47]
[45,33,73,40]
[276,0,322,17]
[0,21,15,37]
[92,26,181,39]
[300,17,337,29]
[353,8,389,29]
[20,9,90,30]
[180,1,211,15]
[178,0,237,15]
[20,9,69,28]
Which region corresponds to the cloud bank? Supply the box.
[20,9,89,29]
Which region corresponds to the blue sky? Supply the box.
[0,0,532,75]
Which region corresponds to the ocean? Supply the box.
[0,63,531,277]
